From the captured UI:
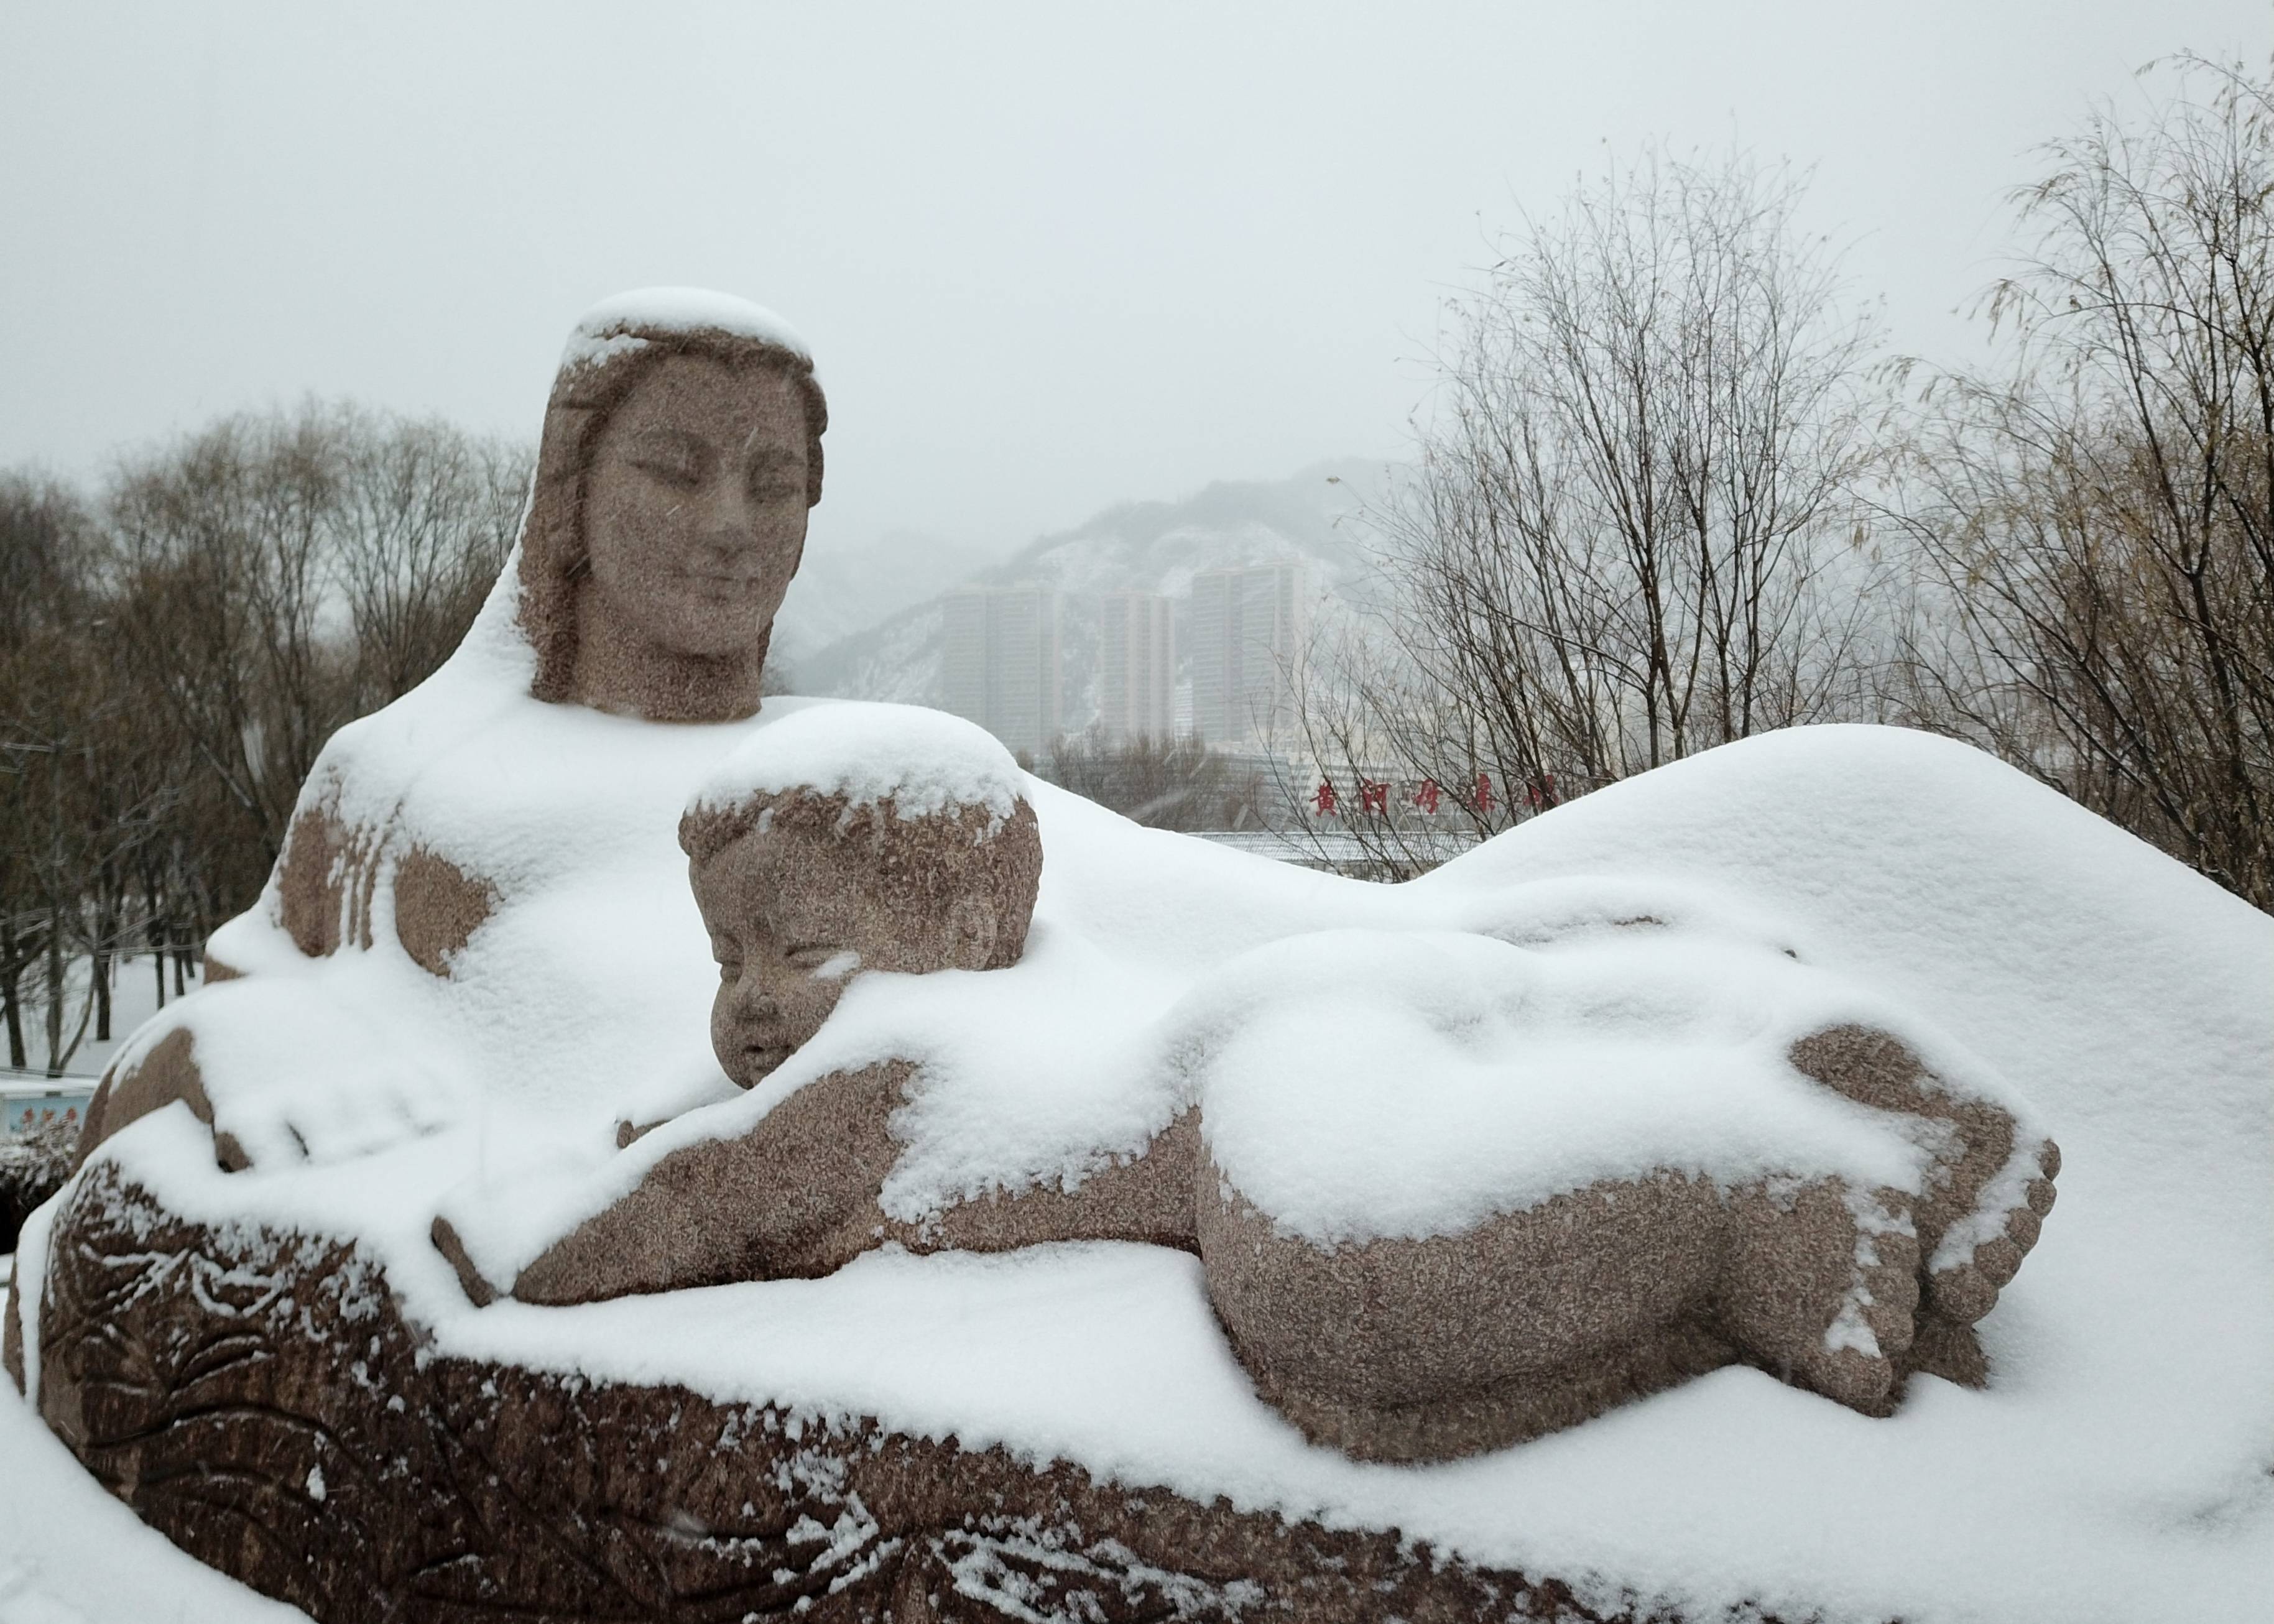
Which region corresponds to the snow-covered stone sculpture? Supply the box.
[265,287,825,977]
[434,705,2058,1463]
[0,290,2123,1623]
[434,706,1100,1303]
[8,704,2133,1620]
[512,288,825,724]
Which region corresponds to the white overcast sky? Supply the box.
[3,1,2267,555]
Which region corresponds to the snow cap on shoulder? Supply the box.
[561,287,813,373]
[692,701,1027,829]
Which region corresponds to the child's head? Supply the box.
[680,705,1042,1089]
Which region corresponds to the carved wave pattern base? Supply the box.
[26,1168,1743,1623]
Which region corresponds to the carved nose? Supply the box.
[709,477,761,536]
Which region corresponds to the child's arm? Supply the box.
[443,1062,912,1306]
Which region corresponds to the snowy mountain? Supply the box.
[780,458,1394,725]
[769,528,1007,668]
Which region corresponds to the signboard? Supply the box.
[2,1084,95,1139]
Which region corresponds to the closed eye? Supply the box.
[628,431,708,486]
[788,946,861,980]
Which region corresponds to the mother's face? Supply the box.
[581,352,810,660]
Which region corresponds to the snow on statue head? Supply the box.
[680,705,1042,1088]
[515,288,828,721]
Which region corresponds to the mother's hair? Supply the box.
[515,317,828,705]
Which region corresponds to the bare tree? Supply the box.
[335,409,528,707]
[0,401,532,1036]
[1312,148,1892,872]
[104,402,532,918]
[1895,53,2274,908]
[0,473,131,1073]
[107,407,352,878]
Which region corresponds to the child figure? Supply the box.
[477,705,1193,1308]
[457,706,2056,1464]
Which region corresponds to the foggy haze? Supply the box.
[4,0,2265,566]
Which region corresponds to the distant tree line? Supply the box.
[0,405,529,1074]
[1300,52,2273,907]
[1035,727,1266,831]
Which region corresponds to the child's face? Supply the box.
[692,819,990,1089]
[692,826,884,1088]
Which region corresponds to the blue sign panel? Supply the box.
[3,1086,95,1138]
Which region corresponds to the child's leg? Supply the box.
[1197,1155,1730,1461]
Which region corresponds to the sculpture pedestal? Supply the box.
[10,1166,1624,1624]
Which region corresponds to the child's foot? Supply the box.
[1787,1026,2059,1329]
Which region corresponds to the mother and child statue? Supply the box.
[65,289,2059,1466]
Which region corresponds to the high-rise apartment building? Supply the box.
[1189,563,1309,749]
[940,586,1063,759]
[1098,591,1176,744]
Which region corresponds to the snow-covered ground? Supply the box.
[4,706,2269,1623]
[3,950,207,1087]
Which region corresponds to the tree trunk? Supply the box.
[2,959,25,1071]
[146,894,167,1010]
[45,905,66,1077]
[93,944,113,1042]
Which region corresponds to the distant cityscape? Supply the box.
[940,562,1311,761]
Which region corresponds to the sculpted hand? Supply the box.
[81,980,458,1174]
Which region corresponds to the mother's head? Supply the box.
[516,290,828,722]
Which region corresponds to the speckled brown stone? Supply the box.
[485,766,2058,1464]
[392,846,500,977]
[484,785,1063,1306]
[499,1020,2056,1461]
[276,798,382,959]
[213,297,830,990]
[73,1027,248,1176]
[1789,1023,2060,1326]
[514,320,827,723]
[1191,1023,2062,1462]
[1198,1159,1925,1464]
[488,1079,1199,1311]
